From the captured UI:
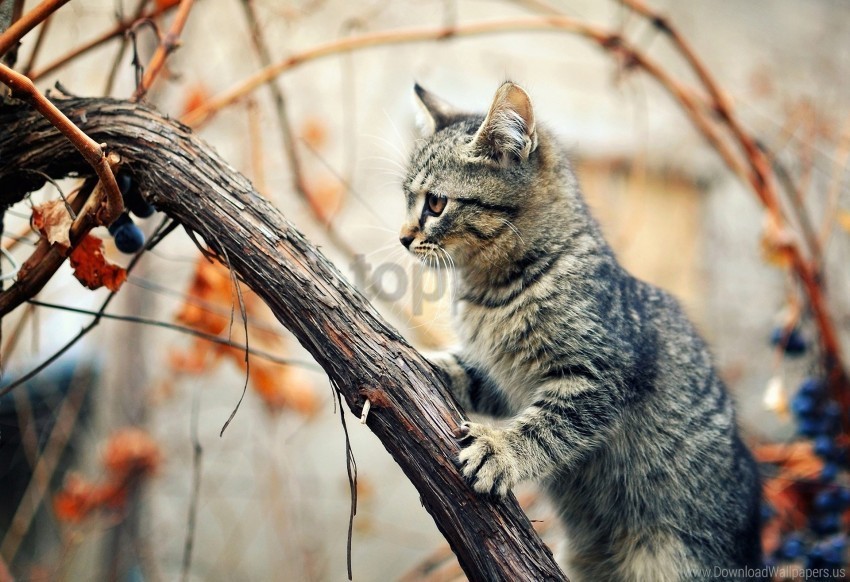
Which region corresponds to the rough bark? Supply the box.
[0,96,566,581]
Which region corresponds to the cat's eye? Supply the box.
[426,193,447,216]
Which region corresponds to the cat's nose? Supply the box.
[400,235,414,249]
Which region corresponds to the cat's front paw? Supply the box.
[457,422,519,497]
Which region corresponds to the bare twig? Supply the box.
[0,0,70,58]
[0,363,93,563]
[180,384,203,582]
[0,179,97,317]
[618,0,850,427]
[132,0,196,101]
[0,64,123,224]
[217,245,251,437]
[28,1,178,81]
[27,299,322,372]
[19,13,52,75]
[104,0,152,96]
[182,17,615,126]
[0,217,178,399]
[237,0,359,256]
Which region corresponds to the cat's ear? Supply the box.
[414,83,460,135]
[470,82,537,166]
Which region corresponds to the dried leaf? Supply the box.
[760,216,795,268]
[54,430,161,523]
[155,0,181,10]
[837,209,850,234]
[175,259,235,335]
[69,235,127,291]
[102,428,161,480]
[305,177,344,224]
[300,117,328,151]
[755,441,824,481]
[247,360,319,415]
[32,199,73,249]
[181,83,210,117]
[53,473,100,522]
[172,258,319,414]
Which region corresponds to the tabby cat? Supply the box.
[399,81,762,581]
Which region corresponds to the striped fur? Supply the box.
[400,82,763,581]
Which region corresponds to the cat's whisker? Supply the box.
[498,218,525,246]
[361,133,408,166]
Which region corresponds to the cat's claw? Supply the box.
[457,422,519,497]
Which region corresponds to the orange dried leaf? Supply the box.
[300,117,328,151]
[760,234,793,267]
[172,257,319,414]
[155,0,181,10]
[175,260,235,335]
[755,441,824,481]
[837,209,850,234]
[32,200,73,249]
[53,473,101,522]
[245,360,319,415]
[102,428,161,480]
[305,178,344,223]
[69,235,127,291]
[182,83,210,117]
[169,338,218,373]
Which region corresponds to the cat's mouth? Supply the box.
[412,241,455,271]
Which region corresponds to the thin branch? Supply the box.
[0,64,123,224]
[180,383,203,582]
[0,179,97,317]
[104,0,151,96]
[618,0,849,422]
[19,13,52,76]
[0,363,93,562]
[26,299,323,372]
[132,0,196,101]
[217,244,251,437]
[336,388,357,581]
[181,17,617,127]
[28,1,178,81]
[237,0,358,257]
[0,218,177,399]
[0,0,70,58]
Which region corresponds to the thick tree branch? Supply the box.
[0,97,566,582]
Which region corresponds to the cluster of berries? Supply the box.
[107,173,156,254]
[771,376,848,574]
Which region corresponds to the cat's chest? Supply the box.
[455,299,552,401]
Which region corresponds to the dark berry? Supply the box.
[113,221,145,254]
[107,213,133,236]
[798,417,823,437]
[837,488,850,509]
[799,377,825,397]
[771,327,807,355]
[815,435,838,459]
[823,536,846,567]
[821,462,840,483]
[123,187,155,218]
[117,172,132,196]
[812,513,841,535]
[814,489,839,512]
[780,534,805,560]
[807,545,826,569]
[823,401,841,433]
[792,392,818,418]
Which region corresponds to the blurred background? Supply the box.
[1,0,849,580]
